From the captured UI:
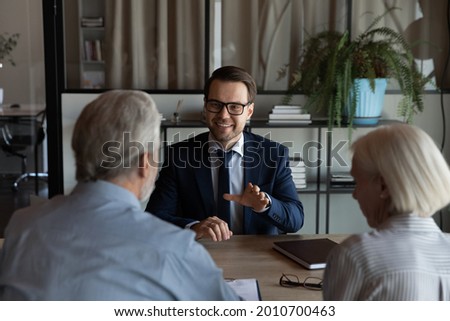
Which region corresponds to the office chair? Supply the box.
[0,110,48,194]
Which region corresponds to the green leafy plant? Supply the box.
[279,8,431,129]
[0,32,20,67]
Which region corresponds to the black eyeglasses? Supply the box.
[279,273,323,291]
[205,99,252,115]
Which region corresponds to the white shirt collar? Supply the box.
[208,133,244,157]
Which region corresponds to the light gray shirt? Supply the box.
[323,213,450,300]
[0,180,240,301]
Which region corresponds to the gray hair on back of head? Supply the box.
[72,90,161,182]
[351,123,450,217]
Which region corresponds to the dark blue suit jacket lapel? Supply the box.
[242,132,263,231]
[193,133,215,217]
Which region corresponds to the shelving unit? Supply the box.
[78,0,105,89]
[248,120,324,233]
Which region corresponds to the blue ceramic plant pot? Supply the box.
[347,78,387,125]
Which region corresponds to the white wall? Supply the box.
[0,0,45,104]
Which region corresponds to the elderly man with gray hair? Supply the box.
[0,90,240,301]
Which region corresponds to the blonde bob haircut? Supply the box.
[351,123,450,217]
[72,90,160,182]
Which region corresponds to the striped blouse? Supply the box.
[323,213,450,300]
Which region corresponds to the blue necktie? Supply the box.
[216,149,234,223]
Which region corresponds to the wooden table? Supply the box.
[200,234,347,301]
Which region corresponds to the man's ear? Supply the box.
[138,152,150,178]
[247,103,254,120]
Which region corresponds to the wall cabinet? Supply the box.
[78,0,105,89]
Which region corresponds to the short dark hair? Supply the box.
[204,66,257,103]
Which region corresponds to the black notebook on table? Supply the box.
[273,238,338,270]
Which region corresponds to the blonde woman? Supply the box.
[323,123,450,300]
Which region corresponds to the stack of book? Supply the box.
[268,105,312,125]
[330,172,355,188]
[81,17,104,28]
[290,158,307,189]
[83,40,103,62]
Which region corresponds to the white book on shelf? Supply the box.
[81,17,104,27]
[272,109,305,114]
[84,40,92,61]
[331,172,354,182]
[290,166,306,172]
[292,172,306,179]
[81,16,104,22]
[273,105,303,109]
[81,22,104,28]
[268,119,312,125]
[269,113,311,120]
[94,40,103,61]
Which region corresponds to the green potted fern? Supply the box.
[280,8,430,129]
[0,32,20,67]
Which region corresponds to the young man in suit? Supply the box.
[146,66,304,241]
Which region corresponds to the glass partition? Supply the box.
[352,0,449,89]
[63,0,449,91]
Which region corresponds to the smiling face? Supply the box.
[204,79,254,150]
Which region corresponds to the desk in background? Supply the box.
[201,234,347,301]
[0,104,45,118]
[0,104,47,193]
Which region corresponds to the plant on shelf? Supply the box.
[279,8,431,129]
[0,32,19,105]
[0,32,20,67]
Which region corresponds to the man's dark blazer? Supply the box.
[146,131,304,234]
